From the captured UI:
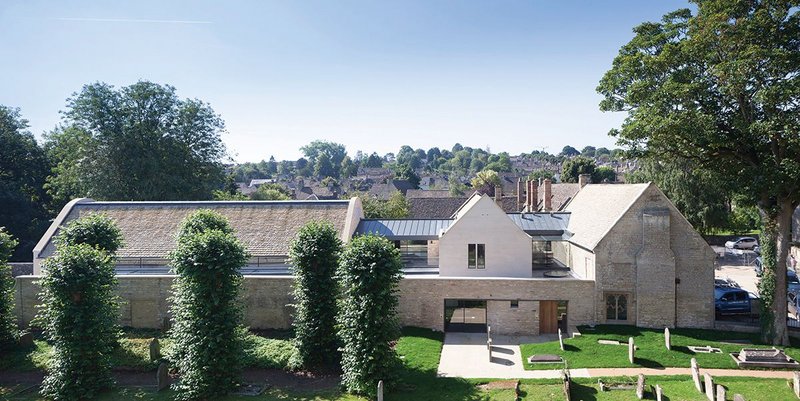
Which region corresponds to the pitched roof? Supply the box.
[564,183,650,250]
[406,189,452,199]
[408,197,469,219]
[539,183,581,211]
[356,219,452,240]
[39,199,354,261]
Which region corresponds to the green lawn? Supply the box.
[569,376,794,401]
[521,325,800,370]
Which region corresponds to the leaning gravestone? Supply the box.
[664,327,671,350]
[149,338,161,361]
[793,371,800,398]
[558,328,565,351]
[704,372,715,401]
[636,374,645,399]
[157,362,169,391]
[716,384,726,401]
[629,337,635,364]
[691,358,702,392]
[377,380,384,401]
[655,384,663,401]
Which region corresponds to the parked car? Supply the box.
[755,257,800,290]
[714,287,752,316]
[753,245,761,255]
[725,237,758,250]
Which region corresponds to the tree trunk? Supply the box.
[764,200,794,346]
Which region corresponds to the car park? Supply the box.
[725,237,758,250]
[714,286,752,316]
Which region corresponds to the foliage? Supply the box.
[0,228,18,349]
[448,178,468,196]
[627,158,731,234]
[561,156,596,183]
[728,202,762,234]
[559,145,579,157]
[337,235,403,396]
[36,243,120,400]
[394,164,420,189]
[54,213,123,254]
[0,106,51,260]
[251,186,291,200]
[168,210,249,400]
[355,192,410,219]
[527,169,554,182]
[241,334,299,370]
[597,1,800,344]
[470,170,501,195]
[45,81,227,202]
[301,140,347,179]
[759,220,778,341]
[594,166,616,183]
[288,221,342,369]
[212,189,249,200]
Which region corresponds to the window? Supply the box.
[468,244,485,269]
[510,300,519,309]
[605,293,628,321]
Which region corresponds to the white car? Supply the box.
[725,237,758,250]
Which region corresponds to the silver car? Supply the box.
[725,237,758,250]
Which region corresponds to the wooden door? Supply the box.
[540,301,558,334]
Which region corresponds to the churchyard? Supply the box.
[3,326,800,400]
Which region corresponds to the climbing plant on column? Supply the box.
[288,221,342,369]
[169,210,248,401]
[0,228,19,350]
[337,234,403,396]
[36,214,123,400]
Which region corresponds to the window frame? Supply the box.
[605,292,629,322]
[467,243,486,269]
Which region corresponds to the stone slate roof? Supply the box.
[47,200,352,259]
[564,183,650,250]
[408,197,469,219]
[406,189,451,199]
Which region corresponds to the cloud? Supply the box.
[53,17,212,25]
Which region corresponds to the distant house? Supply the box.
[367,179,415,200]
[21,182,714,335]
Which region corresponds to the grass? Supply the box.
[570,375,794,401]
[520,324,800,370]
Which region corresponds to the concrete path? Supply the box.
[437,332,797,379]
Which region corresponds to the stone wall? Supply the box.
[16,274,595,336]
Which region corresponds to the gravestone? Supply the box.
[691,358,702,392]
[558,328,564,351]
[704,372,714,401]
[794,371,800,398]
[149,338,160,361]
[377,380,384,401]
[18,332,34,347]
[734,395,746,401]
[161,316,171,333]
[664,327,671,351]
[655,384,663,401]
[488,340,492,362]
[716,384,725,401]
[598,339,621,345]
[635,374,645,399]
[688,345,721,353]
[629,337,635,364]
[487,325,492,343]
[157,362,169,391]
[527,354,563,363]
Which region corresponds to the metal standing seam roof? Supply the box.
[356,213,572,240]
[355,219,452,240]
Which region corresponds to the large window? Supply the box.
[605,293,628,321]
[467,243,485,269]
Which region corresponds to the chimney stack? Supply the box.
[494,185,502,204]
[579,174,591,188]
[529,180,539,212]
[517,178,524,211]
[543,179,552,211]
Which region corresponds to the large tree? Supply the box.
[45,81,228,203]
[0,106,50,260]
[598,0,799,344]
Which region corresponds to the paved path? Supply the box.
[437,332,796,379]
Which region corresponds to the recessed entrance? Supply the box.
[444,299,487,333]
[540,300,568,334]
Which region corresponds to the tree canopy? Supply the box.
[598,0,800,344]
[45,81,228,203]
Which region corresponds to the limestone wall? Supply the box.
[16,274,595,335]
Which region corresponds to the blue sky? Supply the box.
[0,1,690,162]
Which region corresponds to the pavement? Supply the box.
[712,245,760,296]
[437,332,796,379]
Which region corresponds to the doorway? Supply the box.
[540,300,568,334]
[444,299,487,333]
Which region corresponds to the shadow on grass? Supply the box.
[563,344,580,352]
[672,345,694,355]
[636,358,665,369]
[569,381,599,401]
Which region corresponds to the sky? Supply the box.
[0,1,692,162]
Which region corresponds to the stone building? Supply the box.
[17,182,715,336]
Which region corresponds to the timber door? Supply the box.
[539,301,558,334]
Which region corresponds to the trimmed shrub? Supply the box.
[337,235,403,395]
[169,210,248,400]
[0,228,19,349]
[37,243,120,400]
[55,213,123,253]
[288,221,342,369]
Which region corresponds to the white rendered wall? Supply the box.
[438,195,533,278]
